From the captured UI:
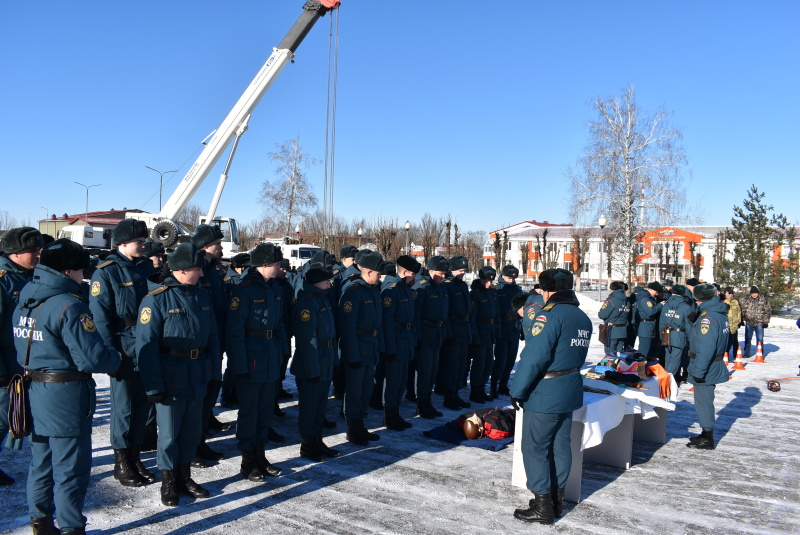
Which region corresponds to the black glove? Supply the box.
[692,376,705,383]
[511,397,522,411]
[307,376,320,383]
[382,353,396,362]
[235,373,250,380]
[347,361,361,369]
[147,392,165,404]
[687,311,699,323]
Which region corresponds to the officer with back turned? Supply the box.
[441,255,473,411]
[511,268,591,525]
[89,218,153,488]
[468,266,500,403]
[659,284,693,379]
[634,281,663,359]
[0,226,43,486]
[598,281,630,356]
[491,265,524,399]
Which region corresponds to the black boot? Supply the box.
[130,445,156,484]
[456,392,471,409]
[254,443,282,477]
[384,406,406,431]
[0,467,14,486]
[268,427,286,443]
[300,436,327,462]
[498,384,511,396]
[177,463,209,498]
[489,385,499,400]
[31,517,60,535]
[469,389,486,404]
[207,414,232,433]
[443,391,462,411]
[60,528,86,535]
[552,487,565,518]
[687,429,715,450]
[160,470,178,507]
[347,420,369,446]
[196,439,224,462]
[316,432,339,458]
[113,448,145,487]
[369,389,384,411]
[141,422,158,453]
[322,418,336,429]
[513,492,555,524]
[240,448,264,482]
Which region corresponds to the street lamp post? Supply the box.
[598,214,607,300]
[73,181,101,221]
[295,224,300,241]
[357,227,363,248]
[145,166,179,212]
[404,220,411,253]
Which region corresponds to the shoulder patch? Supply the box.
[148,285,169,296]
[79,313,96,333]
[601,301,609,309]
[91,280,101,296]
[96,260,114,269]
[343,301,353,313]
[383,296,392,308]
[230,296,240,311]
[532,321,545,336]
[300,309,311,322]
[139,307,152,324]
[0,269,6,278]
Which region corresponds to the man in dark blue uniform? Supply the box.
[468,266,500,403]
[511,268,591,525]
[220,252,250,408]
[659,284,693,377]
[686,284,730,450]
[331,245,359,401]
[339,250,384,445]
[0,226,43,486]
[412,256,449,418]
[142,241,166,273]
[14,239,121,533]
[634,282,663,359]
[89,218,154,487]
[491,265,524,398]
[380,255,420,430]
[441,256,473,410]
[598,280,630,356]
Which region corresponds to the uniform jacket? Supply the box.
[444,276,473,341]
[598,289,630,340]
[338,276,384,366]
[224,266,245,287]
[89,251,150,363]
[380,274,416,361]
[136,274,221,399]
[198,258,228,352]
[510,290,592,413]
[687,298,730,385]
[659,294,693,349]
[290,280,336,380]
[725,297,742,329]
[412,275,449,348]
[225,270,287,382]
[470,280,500,346]
[494,278,524,340]
[0,254,33,379]
[740,294,771,325]
[14,265,120,437]
[521,292,546,341]
[634,288,662,338]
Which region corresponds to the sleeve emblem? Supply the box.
[647,301,653,308]
[532,321,545,336]
[230,297,240,311]
[383,296,392,308]
[91,281,101,296]
[300,309,311,322]
[700,324,709,335]
[601,301,608,309]
[343,301,353,313]
[139,307,152,325]
[79,313,96,333]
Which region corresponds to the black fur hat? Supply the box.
[501,265,519,278]
[647,281,664,293]
[168,243,207,271]
[661,279,674,287]
[1,226,43,254]
[380,261,396,276]
[355,249,383,271]
[396,255,421,274]
[142,241,165,258]
[693,283,717,302]
[671,284,687,296]
[305,262,333,285]
[609,280,625,291]
[479,266,497,281]
[449,255,468,271]
[511,292,529,311]
[112,218,148,246]
[685,277,700,287]
[191,224,224,248]
[539,268,573,291]
[340,245,358,259]
[41,234,55,247]
[279,258,290,270]
[426,255,449,272]
[230,253,251,269]
[250,243,283,266]
[40,238,90,272]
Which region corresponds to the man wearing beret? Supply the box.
[468,266,501,403]
[412,256,450,418]
[440,255,473,411]
[598,281,631,356]
[633,281,664,360]
[226,243,287,482]
[89,218,155,487]
[740,285,771,358]
[190,224,232,464]
[379,255,420,430]
[490,265,525,399]
[339,250,385,445]
[14,239,122,533]
[0,226,44,486]
[511,268,591,525]
[686,283,730,450]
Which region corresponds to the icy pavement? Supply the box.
[2,301,799,534]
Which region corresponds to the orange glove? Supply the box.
[646,363,671,399]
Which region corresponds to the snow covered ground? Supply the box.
[2,296,799,534]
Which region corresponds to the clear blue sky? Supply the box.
[1,1,798,235]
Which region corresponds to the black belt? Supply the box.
[320,339,334,348]
[247,330,274,339]
[641,319,656,322]
[160,347,207,359]
[394,322,413,330]
[689,353,725,362]
[666,327,685,332]
[423,319,444,327]
[116,318,137,327]
[356,329,378,336]
[449,315,470,322]
[610,323,627,327]
[29,371,92,383]
[542,367,579,380]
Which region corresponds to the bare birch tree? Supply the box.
[567,85,690,286]
[419,213,444,263]
[261,135,319,236]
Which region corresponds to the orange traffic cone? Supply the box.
[732,345,746,370]
[723,351,729,366]
[753,342,765,363]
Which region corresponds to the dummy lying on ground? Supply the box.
[457,407,516,440]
